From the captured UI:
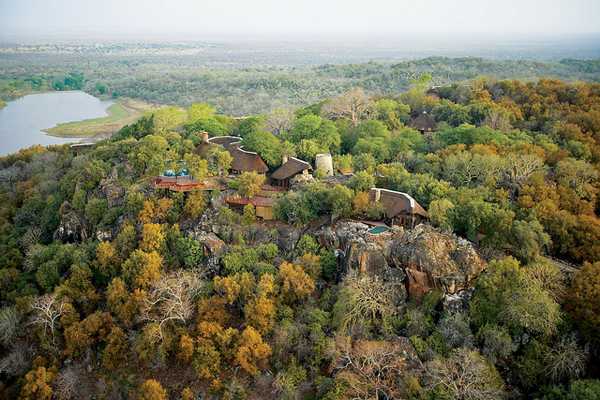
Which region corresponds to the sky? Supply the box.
[1,0,599,41]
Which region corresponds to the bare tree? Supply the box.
[425,348,506,400]
[501,153,545,193]
[54,366,79,400]
[265,107,295,136]
[30,294,66,345]
[334,337,423,399]
[544,336,588,382]
[142,271,203,339]
[0,342,31,377]
[334,272,397,336]
[0,305,20,346]
[321,88,372,126]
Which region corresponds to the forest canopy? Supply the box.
[1,77,600,399]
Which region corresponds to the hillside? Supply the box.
[0,78,599,399]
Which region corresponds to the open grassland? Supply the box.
[44,98,154,138]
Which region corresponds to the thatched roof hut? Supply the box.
[409,111,437,133]
[369,188,428,227]
[271,156,312,187]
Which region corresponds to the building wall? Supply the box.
[256,206,274,220]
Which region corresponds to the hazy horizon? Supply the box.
[1,0,600,43]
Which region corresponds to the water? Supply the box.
[0,91,113,156]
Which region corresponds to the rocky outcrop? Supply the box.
[317,221,486,300]
[54,202,87,243]
[189,229,226,272]
[390,225,486,298]
[99,179,125,208]
[316,221,407,301]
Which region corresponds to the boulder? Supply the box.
[99,167,125,207]
[277,224,302,254]
[54,202,87,243]
[190,230,226,272]
[390,224,486,298]
[317,221,406,296]
[319,221,486,300]
[99,179,125,208]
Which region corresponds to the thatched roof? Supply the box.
[271,157,312,180]
[197,135,269,174]
[409,112,437,132]
[228,144,269,174]
[369,188,428,218]
[208,136,243,147]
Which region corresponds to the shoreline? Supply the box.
[43,97,154,138]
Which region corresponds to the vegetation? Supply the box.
[2,46,600,115]
[1,77,600,398]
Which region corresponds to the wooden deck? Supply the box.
[153,176,224,192]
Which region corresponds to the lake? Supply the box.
[0,91,113,156]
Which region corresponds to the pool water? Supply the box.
[367,226,390,234]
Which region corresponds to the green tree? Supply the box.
[567,261,600,345]
[242,130,283,167]
[235,172,266,198]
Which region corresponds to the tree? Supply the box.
[373,98,410,130]
[266,107,295,136]
[96,241,119,278]
[152,107,187,133]
[327,184,354,219]
[122,250,163,289]
[235,326,272,375]
[334,338,418,400]
[278,262,315,302]
[102,326,128,370]
[137,379,167,400]
[30,294,66,346]
[425,348,506,400]
[206,146,232,176]
[347,171,375,192]
[183,192,206,219]
[107,278,145,326]
[509,219,551,264]
[19,366,55,400]
[296,139,327,162]
[333,272,397,336]
[289,114,340,153]
[244,293,276,335]
[187,103,216,123]
[321,88,372,126]
[133,135,171,175]
[140,223,165,253]
[242,204,256,225]
[0,306,19,347]
[469,257,561,337]
[183,153,208,180]
[85,197,108,227]
[143,271,203,339]
[235,172,265,198]
[567,261,600,345]
[428,199,455,231]
[242,130,283,167]
[543,336,588,382]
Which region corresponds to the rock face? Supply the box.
[189,228,226,272]
[317,221,486,300]
[54,202,87,243]
[316,221,407,302]
[390,225,486,298]
[99,167,125,208]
